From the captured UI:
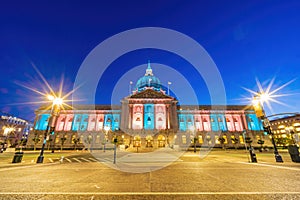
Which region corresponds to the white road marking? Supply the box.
[48,158,53,163]
[0,192,300,195]
[88,158,98,162]
[72,158,82,163]
[65,158,72,163]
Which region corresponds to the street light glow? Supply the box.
[53,97,63,106]
[14,63,83,112]
[242,77,295,114]
[259,92,270,103]
[3,127,15,136]
[47,95,55,101]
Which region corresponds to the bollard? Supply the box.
[12,152,24,163]
[60,156,64,163]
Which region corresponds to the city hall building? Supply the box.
[29,64,267,150]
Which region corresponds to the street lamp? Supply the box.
[113,134,118,164]
[37,94,63,163]
[252,93,283,162]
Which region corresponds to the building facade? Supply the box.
[0,111,32,148]
[29,64,269,150]
[270,114,300,147]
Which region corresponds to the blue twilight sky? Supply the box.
[0,0,300,121]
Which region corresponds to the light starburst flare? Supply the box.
[13,62,82,112]
[242,77,296,113]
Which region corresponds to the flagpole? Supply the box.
[129,81,133,95]
[167,81,172,95]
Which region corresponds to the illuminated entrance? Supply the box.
[133,135,141,147]
[157,134,166,147]
[146,135,153,147]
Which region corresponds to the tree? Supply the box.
[206,136,212,146]
[18,138,27,152]
[245,137,253,149]
[85,135,93,152]
[73,137,80,150]
[60,136,67,151]
[257,139,265,152]
[218,137,226,150]
[231,137,239,150]
[191,136,198,153]
[32,136,40,151]
[46,138,53,150]
[245,137,252,144]
[275,137,292,147]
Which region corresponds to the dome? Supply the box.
[135,62,161,92]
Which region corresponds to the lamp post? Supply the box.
[252,93,283,162]
[113,135,118,164]
[37,95,63,163]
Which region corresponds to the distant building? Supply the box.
[269,114,300,146]
[0,111,33,147]
[29,63,268,150]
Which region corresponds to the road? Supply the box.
[0,149,300,199]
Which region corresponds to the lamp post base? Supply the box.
[275,154,284,163]
[37,155,44,163]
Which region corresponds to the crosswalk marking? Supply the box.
[88,158,98,162]
[50,157,105,163]
[72,158,82,163]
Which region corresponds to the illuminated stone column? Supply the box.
[155,104,166,130]
[132,104,143,129]
[87,113,97,131]
[226,114,235,131]
[233,114,243,131]
[129,104,133,129]
[63,114,73,131]
[55,114,65,131]
[241,113,248,130]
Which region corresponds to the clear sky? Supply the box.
[0,0,300,121]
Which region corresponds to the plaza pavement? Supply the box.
[0,149,300,199]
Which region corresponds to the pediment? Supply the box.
[129,89,173,99]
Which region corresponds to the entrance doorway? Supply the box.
[133,135,141,147]
[146,135,153,147]
[157,134,166,147]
